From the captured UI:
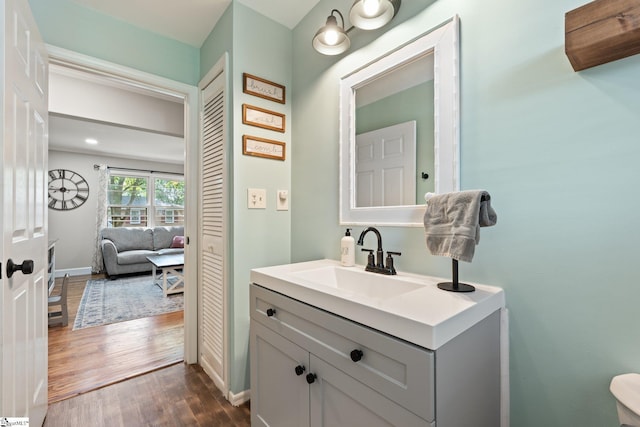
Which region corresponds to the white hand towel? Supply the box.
[423,190,497,262]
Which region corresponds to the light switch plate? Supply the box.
[248,188,266,209]
[276,189,288,211]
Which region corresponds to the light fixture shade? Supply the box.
[349,0,401,30]
[312,13,351,55]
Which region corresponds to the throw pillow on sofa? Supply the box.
[152,226,184,250]
[171,235,185,248]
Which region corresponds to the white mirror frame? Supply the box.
[339,16,460,227]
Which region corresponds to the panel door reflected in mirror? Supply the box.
[354,52,434,207]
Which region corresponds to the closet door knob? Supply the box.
[266,308,276,317]
[306,373,317,384]
[294,365,306,376]
[350,349,364,362]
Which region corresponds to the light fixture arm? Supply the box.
[331,9,345,29]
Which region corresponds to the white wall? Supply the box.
[48,150,184,275]
[49,68,185,137]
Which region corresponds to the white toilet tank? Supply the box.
[610,373,640,426]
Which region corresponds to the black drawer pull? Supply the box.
[350,349,364,362]
[306,373,317,384]
[266,308,276,317]
[295,365,306,376]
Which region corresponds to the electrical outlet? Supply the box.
[248,188,266,209]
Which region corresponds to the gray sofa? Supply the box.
[101,226,184,278]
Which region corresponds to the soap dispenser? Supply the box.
[341,228,355,267]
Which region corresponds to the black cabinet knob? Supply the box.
[350,349,364,362]
[266,308,276,317]
[294,365,306,376]
[6,259,34,279]
[306,373,317,384]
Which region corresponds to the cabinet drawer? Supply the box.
[250,283,435,422]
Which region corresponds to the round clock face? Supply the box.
[48,169,90,211]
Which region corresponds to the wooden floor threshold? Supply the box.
[50,359,184,405]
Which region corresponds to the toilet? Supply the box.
[611,373,640,426]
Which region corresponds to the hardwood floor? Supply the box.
[48,274,184,403]
[44,363,251,427]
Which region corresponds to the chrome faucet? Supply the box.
[356,227,401,275]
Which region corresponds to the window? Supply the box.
[130,209,142,225]
[107,172,184,228]
[164,210,175,224]
[153,177,185,226]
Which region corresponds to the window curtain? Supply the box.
[91,165,109,273]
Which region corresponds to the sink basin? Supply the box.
[250,259,505,349]
[289,265,423,300]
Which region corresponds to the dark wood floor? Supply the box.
[44,363,251,427]
[46,274,251,425]
[48,274,184,403]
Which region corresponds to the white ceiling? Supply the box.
[49,115,185,165]
[70,0,322,47]
[52,0,323,165]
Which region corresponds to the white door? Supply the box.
[1,0,49,424]
[355,121,416,207]
[199,65,227,394]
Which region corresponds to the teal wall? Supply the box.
[292,0,640,426]
[229,4,292,394]
[200,5,233,78]
[201,2,293,394]
[28,0,199,85]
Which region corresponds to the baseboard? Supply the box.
[228,389,250,407]
[55,267,92,278]
[199,361,249,407]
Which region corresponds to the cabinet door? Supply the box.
[309,355,432,427]
[250,321,310,427]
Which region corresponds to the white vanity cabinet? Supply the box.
[250,284,434,427]
[250,276,503,427]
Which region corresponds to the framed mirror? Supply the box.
[339,16,460,226]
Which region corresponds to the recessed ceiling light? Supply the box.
[85,138,98,145]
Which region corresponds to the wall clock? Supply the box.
[48,169,90,211]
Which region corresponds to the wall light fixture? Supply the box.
[312,9,351,55]
[312,0,402,55]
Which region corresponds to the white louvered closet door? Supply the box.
[199,71,227,392]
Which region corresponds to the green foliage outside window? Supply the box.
[154,178,185,206]
[108,176,148,206]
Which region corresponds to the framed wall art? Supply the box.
[243,135,286,161]
[243,73,286,104]
[242,104,285,133]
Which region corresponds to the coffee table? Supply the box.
[146,253,184,297]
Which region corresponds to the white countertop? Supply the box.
[250,259,505,350]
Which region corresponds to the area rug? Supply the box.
[73,274,183,330]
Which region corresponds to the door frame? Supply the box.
[45,45,199,363]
